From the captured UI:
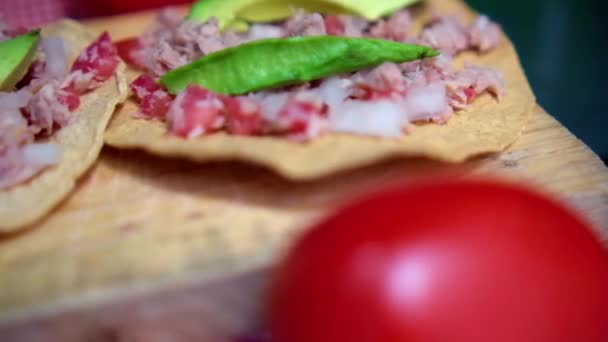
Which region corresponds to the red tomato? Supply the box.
[221,96,264,136]
[269,180,608,342]
[71,32,119,83]
[115,38,145,70]
[130,75,173,119]
[324,15,345,36]
[168,85,223,138]
[57,87,80,111]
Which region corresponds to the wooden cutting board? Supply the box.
[1,5,607,341]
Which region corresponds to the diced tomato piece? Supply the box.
[324,16,345,36]
[277,95,328,139]
[71,32,119,83]
[129,75,173,119]
[354,84,406,101]
[140,91,173,119]
[115,37,146,70]
[168,85,224,138]
[464,86,476,103]
[57,87,80,111]
[354,84,395,100]
[130,75,161,99]
[221,96,264,136]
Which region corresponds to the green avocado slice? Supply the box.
[159,36,438,95]
[188,0,419,30]
[0,30,40,91]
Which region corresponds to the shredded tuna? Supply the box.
[141,7,182,38]
[285,12,327,36]
[137,10,247,76]
[150,40,190,76]
[25,82,73,136]
[0,92,34,170]
[0,103,45,189]
[445,64,504,109]
[419,14,504,56]
[0,112,32,149]
[369,10,411,42]
[179,19,228,55]
[340,15,368,37]
[402,54,454,88]
[352,62,407,100]
[25,36,71,89]
[0,121,61,189]
[419,16,469,55]
[469,15,503,52]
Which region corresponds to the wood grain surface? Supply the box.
[1,2,607,341]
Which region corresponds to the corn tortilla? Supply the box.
[104,0,535,180]
[0,20,128,231]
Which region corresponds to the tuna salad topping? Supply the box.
[120,8,504,141]
[1,30,119,189]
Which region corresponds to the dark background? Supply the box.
[465,0,608,164]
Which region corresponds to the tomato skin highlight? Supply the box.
[269,180,608,342]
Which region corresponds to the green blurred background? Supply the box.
[465,0,608,164]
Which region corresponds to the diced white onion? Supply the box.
[317,77,351,108]
[248,25,284,39]
[330,100,406,137]
[256,92,289,122]
[404,83,447,122]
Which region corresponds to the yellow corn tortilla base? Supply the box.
[0,20,128,231]
[104,0,535,180]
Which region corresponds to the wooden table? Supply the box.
[1,6,607,342]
